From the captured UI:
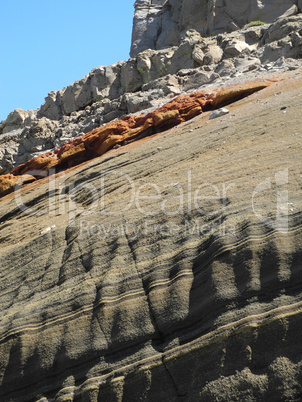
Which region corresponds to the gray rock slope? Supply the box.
[0,71,302,401]
[0,4,302,400]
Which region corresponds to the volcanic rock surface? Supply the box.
[0,71,302,401]
[1,2,302,401]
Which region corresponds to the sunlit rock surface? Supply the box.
[0,80,272,198]
[0,72,301,401]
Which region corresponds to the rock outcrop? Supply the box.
[130,0,301,56]
[0,72,302,401]
[1,14,302,176]
[1,2,302,401]
[0,79,273,198]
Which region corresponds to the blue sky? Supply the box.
[0,1,134,122]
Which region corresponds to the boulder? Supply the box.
[90,62,122,101]
[262,14,302,44]
[168,40,195,74]
[137,49,155,83]
[121,59,143,93]
[180,29,204,46]
[224,40,254,58]
[60,76,93,116]
[141,74,181,96]
[243,25,268,45]
[203,44,223,65]
[38,90,63,120]
[183,71,219,91]
[3,109,34,134]
[235,57,261,72]
[259,42,282,63]
[215,59,236,77]
[192,44,205,65]
[209,107,230,119]
[151,47,175,78]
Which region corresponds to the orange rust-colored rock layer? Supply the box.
[0,80,273,198]
[0,174,36,197]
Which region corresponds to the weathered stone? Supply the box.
[168,40,194,74]
[192,44,205,65]
[183,71,219,91]
[3,90,217,185]
[121,59,143,93]
[141,74,181,96]
[39,90,64,120]
[151,47,175,78]
[212,80,273,108]
[90,62,122,101]
[3,109,33,134]
[209,107,230,119]
[215,59,236,76]
[124,90,164,114]
[262,15,302,44]
[224,40,254,58]
[235,57,261,72]
[203,44,223,65]
[130,0,166,57]
[60,76,92,115]
[243,25,267,45]
[259,42,285,63]
[137,50,153,83]
[130,0,300,56]
[0,173,36,195]
[180,29,204,46]
[156,4,179,49]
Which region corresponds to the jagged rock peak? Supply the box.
[130,0,301,57]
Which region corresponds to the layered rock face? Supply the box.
[0,72,302,401]
[130,0,302,56]
[1,2,302,401]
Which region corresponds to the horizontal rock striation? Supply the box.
[1,2,302,400]
[0,72,302,401]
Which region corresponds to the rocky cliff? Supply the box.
[2,13,302,175]
[130,0,302,56]
[1,2,302,401]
